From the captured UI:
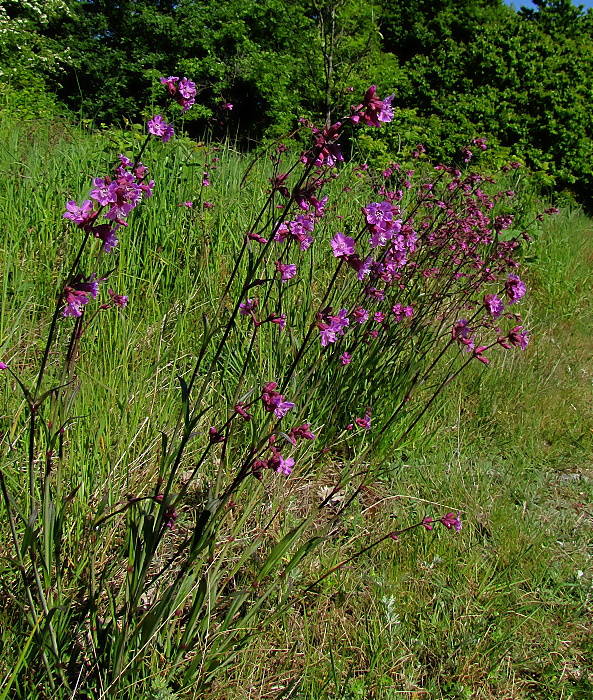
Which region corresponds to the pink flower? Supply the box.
[92,224,119,252]
[462,147,473,163]
[353,307,369,324]
[473,346,490,365]
[89,177,114,206]
[330,232,356,258]
[484,293,504,318]
[287,424,316,444]
[340,352,352,365]
[421,516,434,531]
[392,304,414,321]
[160,76,179,95]
[440,512,462,531]
[261,382,295,419]
[147,115,174,143]
[0,362,8,370]
[363,200,394,227]
[164,507,178,529]
[177,77,197,111]
[451,318,474,350]
[351,85,394,127]
[62,276,101,317]
[307,121,344,167]
[276,455,295,476]
[506,326,529,350]
[208,426,225,444]
[247,231,268,244]
[239,298,258,315]
[270,314,287,330]
[234,403,252,421]
[317,309,349,346]
[159,76,196,111]
[318,325,336,346]
[275,260,297,281]
[63,199,96,227]
[505,274,526,304]
[108,288,128,308]
[355,412,372,430]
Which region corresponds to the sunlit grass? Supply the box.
[1,116,592,699]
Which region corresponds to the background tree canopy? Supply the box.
[2,0,593,201]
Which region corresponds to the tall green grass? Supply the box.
[0,115,591,698]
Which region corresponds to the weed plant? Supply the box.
[0,81,557,698]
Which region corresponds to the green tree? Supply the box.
[378,0,593,200]
[0,0,74,116]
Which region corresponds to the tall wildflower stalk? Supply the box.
[0,81,548,698]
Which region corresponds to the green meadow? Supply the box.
[1,114,592,699]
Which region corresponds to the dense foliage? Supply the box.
[2,0,593,200]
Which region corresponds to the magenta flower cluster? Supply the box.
[62,276,101,317]
[159,76,197,112]
[261,382,295,419]
[350,85,395,127]
[63,154,154,253]
[300,86,394,169]
[274,214,316,251]
[147,76,198,143]
[61,155,156,316]
[227,384,316,479]
[422,512,462,531]
[61,76,196,320]
[251,423,316,479]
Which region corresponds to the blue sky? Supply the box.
[505,0,593,8]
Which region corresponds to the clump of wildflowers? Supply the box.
[63,154,155,256]
[4,80,547,697]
